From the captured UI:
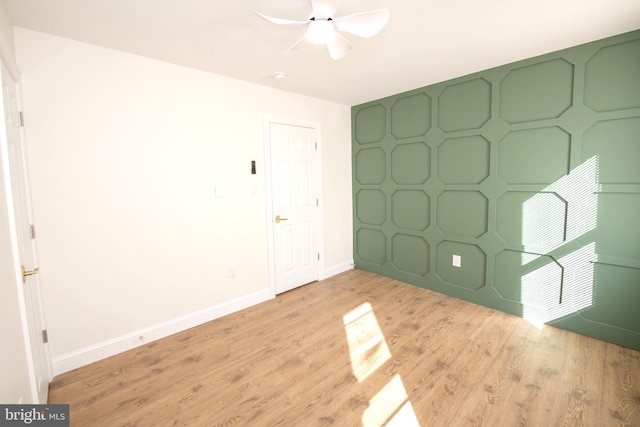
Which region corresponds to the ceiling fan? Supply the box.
[257,0,390,60]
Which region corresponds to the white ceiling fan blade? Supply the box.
[333,9,390,38]
[326,32,352,60]
[256,12,307,26]
[310,0,338,19]
[286,34,309,53]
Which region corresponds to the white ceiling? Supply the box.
[3,0,639,106]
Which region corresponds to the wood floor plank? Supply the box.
[490,323,572,426]
[548,332,605,426]
[601,344,640,426]
[456,318,543,425]
[412,310,518,426]
[47,269,640,427]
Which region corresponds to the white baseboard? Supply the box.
[321,260,354,280]
[51,288,273,377]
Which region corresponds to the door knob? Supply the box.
[275,215,288,223]
[21,265,39,283]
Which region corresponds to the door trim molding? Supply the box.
[1,59,52,402]
[262,114,323,297]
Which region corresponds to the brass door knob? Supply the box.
[275,215,288,223]
[21,265,39,283]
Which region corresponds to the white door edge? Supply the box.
[0,59,52,402]
[262,114,323,297]
[16,79,53,388]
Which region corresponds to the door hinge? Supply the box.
[30,224,36,239]
[19,111,24,127]
[42,330,48,344]
[317,253,320,260]
[316,198,319,206]
[315,142,318,150]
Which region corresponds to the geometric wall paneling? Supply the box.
[353,30,640,350]
[391,142,431,184]
[582,117,640,184]
[354,147,387,185]
[356,228,387,266]
[584,39,640,113]
[438,78,491,132]
[391,190,430,231]
[436,240,486,290]
[437,136,490,184]
[494,249,563,310]
[497,127,571,185]
[499,58,574,124]
[544,156,599,244]
[495,191,567,249]
[391,93,432,139]
[354,103,387,144]
[392,234,430,276]
[436,191,489,238]
[355,190,387,225]
[595,193,640,260]
[580,263,640,333]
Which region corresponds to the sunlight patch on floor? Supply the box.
[344,303,421,426]
[384,401,421,427]
[343,302,391,382]
[362,374,420,427]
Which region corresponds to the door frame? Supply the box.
[263,114,323,297]
[0,54,52,403]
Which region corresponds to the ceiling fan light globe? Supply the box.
[307,20,335,44]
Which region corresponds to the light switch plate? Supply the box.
[215,183,225,198]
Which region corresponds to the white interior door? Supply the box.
[269,121,320,294]
[1,61,51,403]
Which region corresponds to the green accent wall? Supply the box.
[351,30,640,350]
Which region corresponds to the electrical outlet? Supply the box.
[452,254,461,268]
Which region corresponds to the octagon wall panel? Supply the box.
[391,142,431,184]
[498,127,571,185]
[438,78,491,132]
[582,117,640,184]
[356,228,387,266]
[496,191,567,249]
[352,30,640,350]
[356,190,387,225]
[392,234,430,276]
[437,135,490,184]
[391,93,432,139]
[391,190,430,231]
[494,250,563,310]
[584,39,640,113]
[580,264,640,333]
[436,191,488,238]
[436,241,486,290]
[354,104,386,144]
[355,147,386,185]
[499,59,574,124]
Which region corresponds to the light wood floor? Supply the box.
[49,269,640,426]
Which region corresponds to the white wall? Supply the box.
[13,28,353,375]
[0,2,15,67]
